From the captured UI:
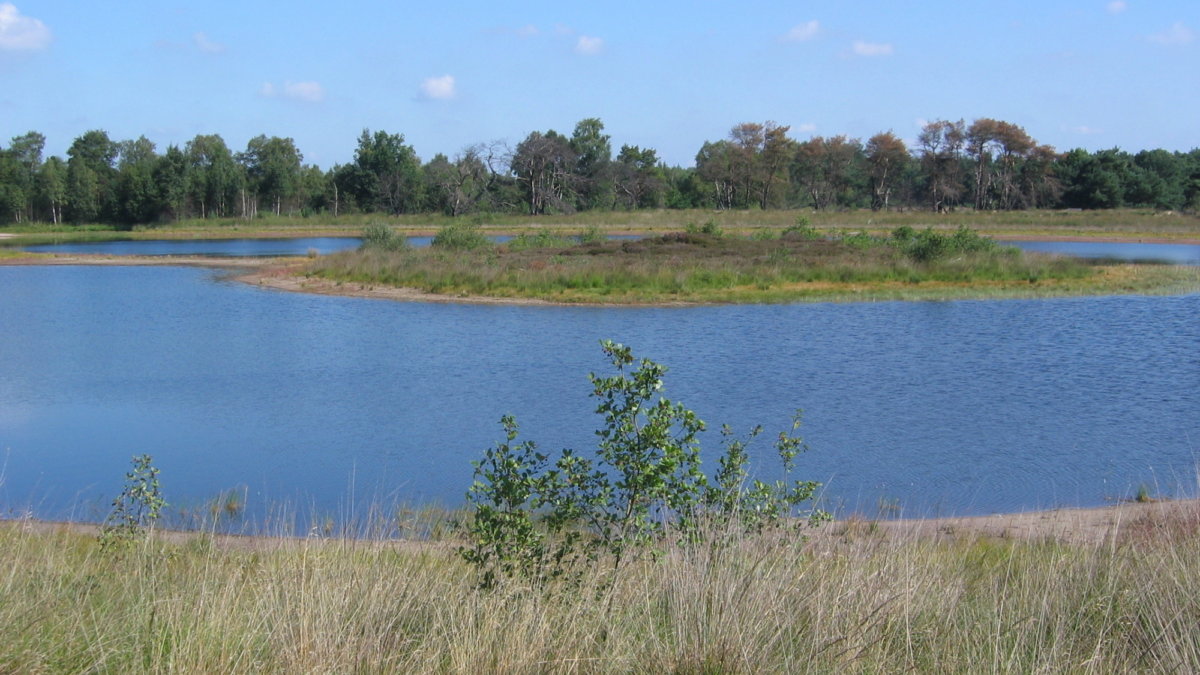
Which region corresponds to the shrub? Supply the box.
[432,222,490,251]
[685,219,723,237]
[506,229,573,252]
[579,225,606,245]
[782,215,821,240]
[461,341,825,589]
[359,222,409,252]
[99,454,165,550]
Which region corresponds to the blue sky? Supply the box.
[0,0,1196,167]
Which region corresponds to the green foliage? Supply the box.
[748,228,778,240]
[431,221,490,250]
[684,218,722,236]
[781,215,821,240]
[506,229,572,252]
[899,226,997,262]
[359,221,408,251]
[99,454,165,551]
[579,225,606,245]
[460,341,823,589]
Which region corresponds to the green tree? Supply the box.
[238,135,304,216]
[865,131,910,211]
[35,155,66,224]
[184,134,241,218]
[65,130,117,223]
[512,130,577,215]
[569,118,613,210]
[114,136,160,225]
[347,129,423,215]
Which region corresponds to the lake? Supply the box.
[20,236,1200,266]
[2,263,1197,525]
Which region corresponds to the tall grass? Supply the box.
[4,501,1200,673]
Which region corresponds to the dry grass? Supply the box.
[4,502,1200,674]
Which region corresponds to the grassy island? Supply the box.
[303,223,1200,304]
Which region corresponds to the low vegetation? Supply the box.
[305,223,1200,304]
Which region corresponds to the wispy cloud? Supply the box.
[575,35,603,55]
[192,31,225,54]
[0,3,51,52]
[1149,21,1194,45]
[517,24,538,38]
[852,40,894,57]
[1106,1,1127,14]
[796,123,817,133]
[419,75,456,100]
[781,20,819,43]
[1069,125,1104,135]
[260,81,326,103]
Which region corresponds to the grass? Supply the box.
[305,230,1200,304]
[2,207,1198,243]
[4,502,1200,673]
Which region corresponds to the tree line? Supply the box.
[1,118,1198,227]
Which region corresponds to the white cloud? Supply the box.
[0,3,51,52]
[192,31,225,54]
[1106,1,1126,14]
[260,81,325,103]
[796,123,817,133]
[419,74,456,100]
[575,35,603,55]
[781,20,819,42]
[1149,21,1194,45]
[517,24,538,38]
[852,40,894,57]
[1071,125,1104,135]
[915,118,929,128]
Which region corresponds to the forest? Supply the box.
[0,117,1198,227]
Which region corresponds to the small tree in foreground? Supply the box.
[461,340,826,589]
[99,454,165,551]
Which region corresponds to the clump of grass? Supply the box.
[579,225,607,245]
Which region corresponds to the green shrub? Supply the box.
[579,225,606,245]
[685,219,723,237]
[506,229,573,252]
[461,341,825,589]
[782,215,821,240]
[432,222,490,250]
[99,454,165,551]
[359,222,409,252]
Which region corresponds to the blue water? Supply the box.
[20,234,642,257]
[2,264,1197,522]
[1009,240,1200,265]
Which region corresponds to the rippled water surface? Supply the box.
[2,265,1198,520]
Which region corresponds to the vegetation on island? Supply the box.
[2,116,1200,232]
[302,221,1200,304]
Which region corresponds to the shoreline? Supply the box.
[3,253,1199,306]
[6,499,1192,550]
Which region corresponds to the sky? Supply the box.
[0,0,1196,168]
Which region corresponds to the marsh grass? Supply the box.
[305,231,1200,304]
[5,501,1200,673]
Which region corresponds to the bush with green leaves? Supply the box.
[432,221,490,250]
[506,229,573,252]
[899,225,997,262]
[578,225,606,245]
[359,222,409,252]
[781,215,821,240]
[461,341,825,589]
[98,454,165,550]
[684,219,723,237]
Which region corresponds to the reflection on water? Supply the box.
[1,265,1198,522]
[1008,240,1200,265]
